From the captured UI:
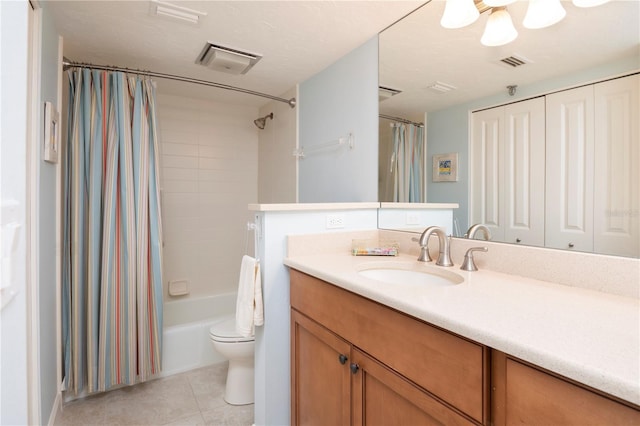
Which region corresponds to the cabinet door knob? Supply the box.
[350,363,359,374]
[338,354,348,365]
[516,238,521,243]
[568,242,574,248]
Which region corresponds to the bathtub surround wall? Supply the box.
[258,87,298,203]
[157,93,259,300]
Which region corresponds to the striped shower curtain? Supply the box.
[62,69,164,394]
[391,123,425,202]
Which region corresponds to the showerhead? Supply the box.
[253,112,273,129]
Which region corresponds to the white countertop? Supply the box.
[284,253,640,406]
[248,202,458,212]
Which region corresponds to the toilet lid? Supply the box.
[209,318,254,343]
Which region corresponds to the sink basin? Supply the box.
[357,262,464,287]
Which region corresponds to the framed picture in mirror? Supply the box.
[432,153,458,182]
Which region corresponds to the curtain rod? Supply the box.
[379,114,423,127]
[62,60,297,109]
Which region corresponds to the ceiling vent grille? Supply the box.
[500,55,531,68]
[379,86,402,101]
[196,42,262,75]
[426,81,457,94]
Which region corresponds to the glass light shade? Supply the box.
[480,7,518,46]
[523,0,567,29]
[441,0,480,29]
[572,0,610,7]
[483,0,517,6]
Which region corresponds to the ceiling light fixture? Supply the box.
[523,0,567,29]
[149,1,207,25]
[441,0,480,29]
[572,0,610,7]
[483,0,516,7]
[481,7,518,47]
[441,0,609,47]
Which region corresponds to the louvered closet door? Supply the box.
[503,98,545,247]
[471,107,505,241]
[593,74,640,258]
[545,85,595,252]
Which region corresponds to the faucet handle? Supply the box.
[460,247,488,272]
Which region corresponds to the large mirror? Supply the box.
[378,0,639,258]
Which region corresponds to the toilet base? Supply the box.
[224,357,254,405]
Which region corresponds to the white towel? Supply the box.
[235,255,264,337]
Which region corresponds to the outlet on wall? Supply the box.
[326,213,345,229]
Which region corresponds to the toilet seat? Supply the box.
[209,318,254,343]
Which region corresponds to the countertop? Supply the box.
[284,253,640,406]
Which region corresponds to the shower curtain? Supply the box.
[389,123,425,202]
[62,69,164,394]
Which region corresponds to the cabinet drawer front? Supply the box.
[291,270,488,424]
[492,351,640,425]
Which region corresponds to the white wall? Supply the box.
[298,37,379,202]
[258,87,298,203]
[157,93,259,300]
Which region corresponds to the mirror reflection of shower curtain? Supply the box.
[387,123,425,202]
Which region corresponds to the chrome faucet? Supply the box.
[417,226,454,267]
[464,223,492,241]
[460,247,488,271]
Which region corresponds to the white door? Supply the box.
[593,74,640,257]
[545,85,595,252]
[503,98,545,247]
[470,107,504,240]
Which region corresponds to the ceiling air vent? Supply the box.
[500,55,531,68]
[196,42,262,75]
[426,81,457,94]
[379,86,402,101]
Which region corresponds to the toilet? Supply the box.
[209,317,255,405]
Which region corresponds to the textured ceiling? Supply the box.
[47,0,640,114]
[48,0,425,107]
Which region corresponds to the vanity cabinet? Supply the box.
[491,350,640,425]
[470,97,545,247]
[290,269,490,425]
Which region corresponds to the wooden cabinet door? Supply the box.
[492,351,640,425]
[351,348,475,426]
[545,85,595,252]
[291,310,351,426]
[593,74,640,257]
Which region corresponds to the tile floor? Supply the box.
[54,362,254,426]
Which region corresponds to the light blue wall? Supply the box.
[0,1,30,424]
[39,2,59,421]
[298,37,379,202]
[426,56,640,233]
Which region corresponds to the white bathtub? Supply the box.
[161,292,236,377]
